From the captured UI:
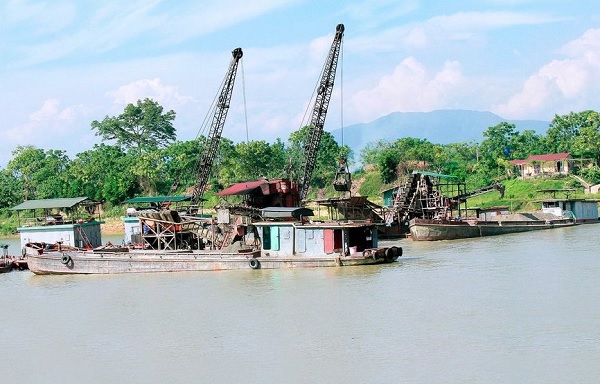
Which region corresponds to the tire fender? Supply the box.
[249,258,260,269]
[61,254,72,265]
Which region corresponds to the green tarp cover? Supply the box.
[125,196,192,204]
[10,197,90,210]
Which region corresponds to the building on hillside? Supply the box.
[510,152,572,179]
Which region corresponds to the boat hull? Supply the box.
[25,248,399,275]
[409,218,578,241]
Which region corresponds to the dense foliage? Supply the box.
[361,110,600,189]
[1,100,599,215]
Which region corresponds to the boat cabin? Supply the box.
[541,198,599,223]
[253,207,379,257]
[11,197,104,249]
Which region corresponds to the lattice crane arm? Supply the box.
[298,24,344,202]
[192,47,243,203]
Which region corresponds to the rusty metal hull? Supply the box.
[409,218,578,241]
[25,248,397,275]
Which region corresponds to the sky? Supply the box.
[2,0,600,168]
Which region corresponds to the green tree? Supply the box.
[571,111,600,163]
[7,146,71,200]
[66,144,139,204]
[229,140,288,182]
[91,98,176,153]
[378,146,401,184]
[211,137,237,190]
[363,138,440,183]
[360,139,388,166]
[544,111,591,153]
[287,127,344,192]
[0,169,23,209]
[511,129,546,159]
[161,138,206,194]
[130,151,165,196]
[479,122,519,179]
[440,142,479,180]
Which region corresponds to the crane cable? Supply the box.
[298,36,345,139]
[241,58,249,143]
[339,40,344,147]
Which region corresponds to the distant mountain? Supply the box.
[330,109,549,157]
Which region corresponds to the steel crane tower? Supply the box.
[192,47,243,203]
[298,24,344,202]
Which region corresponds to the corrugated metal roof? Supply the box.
[527,152,571,162]
[10,197,90,210]
[216,180,267,196]
[125,195,192,204]
[511,152,571,164]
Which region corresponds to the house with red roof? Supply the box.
[510,153,572,179]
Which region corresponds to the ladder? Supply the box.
[77,226,92,249]
[219,215,243,250]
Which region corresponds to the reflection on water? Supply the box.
[1,225,600,383]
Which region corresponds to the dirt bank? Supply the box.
[101,218,125,235]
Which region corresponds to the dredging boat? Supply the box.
[383,172,593,241]
[16,199,401,275]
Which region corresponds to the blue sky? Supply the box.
[2,0,599,167]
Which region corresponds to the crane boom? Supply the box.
[192,47,243,202]
[298,24,344,201]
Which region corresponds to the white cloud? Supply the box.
[495,28,600,119]
[108,78,193,109]
[6,98,81,145]
[348,10,562,54]
[2,0,76,34]
[3,0,298,69]
[341,0,418,29]
[350,57,465,121]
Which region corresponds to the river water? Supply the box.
[1,224,599,383]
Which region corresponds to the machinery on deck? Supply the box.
[383,172,506,236]
[215,24,347,216]
[298,23,347,202]
[133,48,244,251]
[192,47,244,203]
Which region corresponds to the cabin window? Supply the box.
[263,226,271,250]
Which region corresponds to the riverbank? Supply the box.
[101,217,125,235]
